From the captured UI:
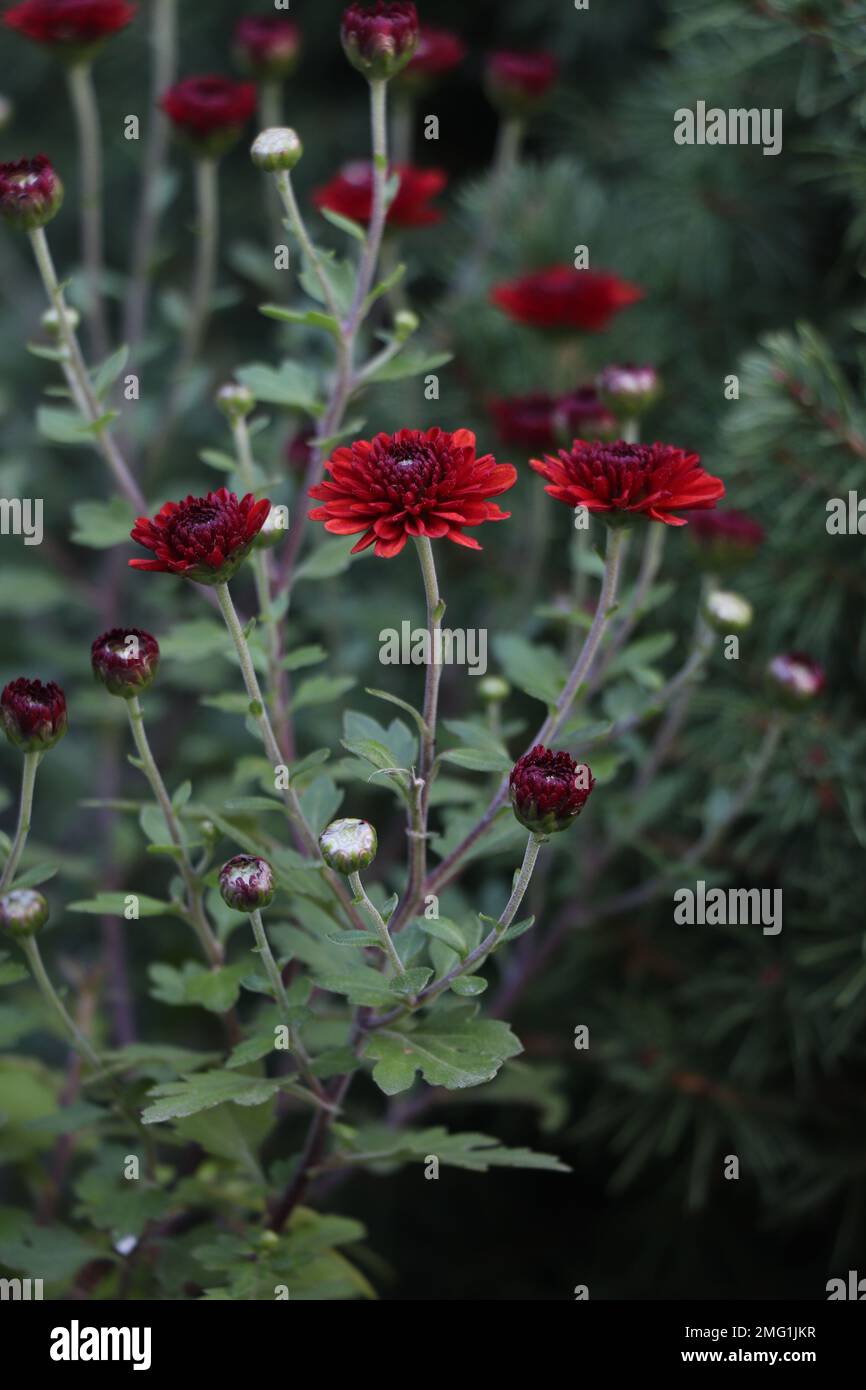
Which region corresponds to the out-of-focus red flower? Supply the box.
[485,51,559,116]
[341,1,419,81]
[509,745,595,836]
[491,265,643,332]
[286,426,317,475]
[399,23,465,84]
[0,154,63,229]
[129,488,270,584]
[1,677,67,752]
[233,15,301,80]
[313,161,446,227]
[531,439,725,526]
[684,507,765,570]
[309,426,516,558]
[3,0,135,48]
[160,76,257,155]
[490,389,616,451]
[766,652,826,706]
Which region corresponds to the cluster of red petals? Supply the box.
[91,627,159,695]
[491,265,644,332]
[309,427,516,558]
[530,439,725,526]
[486,50,559,100]
[509,745,595,835]
[0,677,67,749]
[683,507,765,550]
[160,76,257,137]
[233,15,300,75]
[129,488,270,580]
[490,389,615,451]
[0,154,61,225]
[404,23,465,78]
[313,161,446,227]
[3,0,135,45]
[341,1,419,63]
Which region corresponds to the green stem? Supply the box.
[67,60,109,359]
[248,907,320,1093]
[348,871,404,977]
[0,752,39,892]
[126,696,223,967]
[28,227,144,510]
[405,536,442,905]
[181,156,219,374]
[21,935,103,1073]
[273,168,342,321]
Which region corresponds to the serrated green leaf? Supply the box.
[364,1012,522,1094]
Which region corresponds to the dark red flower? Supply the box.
[399,23,465,83]
[219,854,275,913]
[0,153,63,229]
[766,652,825,706]
[3,0,135,48]
[490,389,616,451]
[530,440,725,527]
[684,507,765,570]
[313,161,446,227]
[129,487,271,584]
[91,627,160,699]
[485,51,559,116]
[286,426,317,475]
[160,76,257,156]
[491,265,643,332]
[1,677,67,752]
[309,427,516,558]
[233,16,301,80]
[341,1,419,80]
[509,746,595,837]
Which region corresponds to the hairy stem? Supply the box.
[28,227,144,510]
[405,536,442,904]
[67,61,109,359]
[0,752,39,893]
[348,871,404,976]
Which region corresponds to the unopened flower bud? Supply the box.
[233,16,301,82]
[319,817,378,874]
[1,677,67,753]
[250,126,303,172]
[41,304,79,337]
[703,590,753,635]
[394,308,419,341]
[509,746,595,837]
[216,381,255,420]
[219,854,275,913]
[0,888,49,939]
[478,675,511,704]
[255,505,290,550]
[91,627,160,699]
[766,652,825,708]
[595,364,662,421]
[0,154,63,231]
[341,2,419,82]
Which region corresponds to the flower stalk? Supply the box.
[67,59,108,358]
[348,870,404,976]
[0,751,39,892]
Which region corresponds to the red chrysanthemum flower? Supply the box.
[313,161,446,228]
[509,746,595,837]
[400,23,465,82]
[530,439,725,527]
[0,154,63,230]
[91,627,160,699]
[767,652,825,706]
[485,51,559,115]
[129,488,271,584]
[491,265,644,333]
[160,76,257,155]
[490,389,616,451]
[1,677,67,753]
[684,506,764,571]
[309,427,516,558]
[341,1,419,81]
[233,15,301,80]
[3,0,135,47]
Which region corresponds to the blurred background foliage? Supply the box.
[1,0,865,1299]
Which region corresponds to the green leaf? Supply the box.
[366,349,452,384]
[326,930,382,947]
[68,892,175,918]
[235,359,320,412]
[344,1124,569,1173]
[284,644,327,672]
[291,674,356,712]
[499,914,536,944]
[259,304,341,339]
[364,1010,522,1094]
[70,497,136,549]
[418,917,468,955]
[439,747,512,773]
[364,688,429,737]
[313,417,367,453]
[159,619,228,662]
[294,536,357,582]
[493,634,566,706]
[37,406,97,446]
[318,207,367,242]
[363,260,406,312]
[184,964,249,1014]
[450,975,488,997]
[341,736,406,774]
[0,1219,99,1281]
[142,1069,283,1124]
[199,447,237,473]
[389,967,433,996]
[317,967,396,1008]
[91,344,129,398]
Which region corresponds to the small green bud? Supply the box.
[216,381,255,421]
[478,675,511,704]
[319,818,378,874]
[250,127,303,172]
[703,590,753,635]
[394,308,419,341]
[41,305,79,338]
[0,888,49,939]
